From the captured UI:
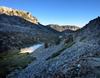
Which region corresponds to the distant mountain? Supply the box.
[47,24,80,32]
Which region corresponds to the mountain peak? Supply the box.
[0,6,38,24]
[88,16,100,26]
[93,16,100,22]
[97,16,100,19]
[95,16,100,22]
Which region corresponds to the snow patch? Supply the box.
[20,44,44,53]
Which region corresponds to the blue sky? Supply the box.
[0,0,100,27]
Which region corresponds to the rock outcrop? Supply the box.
[0,6,38,24]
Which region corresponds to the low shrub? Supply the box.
[46,41,75,60]
[80,36,86,42]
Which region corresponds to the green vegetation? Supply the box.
[65,41,75,48]
[46,41,75,60]
[80,36,86,42]
[0,52,36,78]
[46,47,66,60]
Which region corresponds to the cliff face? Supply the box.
[0,6,38,24]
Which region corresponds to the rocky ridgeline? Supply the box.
[0,6,38,24]
[47,24,80,32]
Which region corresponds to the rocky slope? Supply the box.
[7,17,100,78]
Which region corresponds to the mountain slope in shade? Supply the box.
[8,17,100,78]
[0,7,60,53]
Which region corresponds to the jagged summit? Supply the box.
[0,6,38,24]
[90,16,100,23]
